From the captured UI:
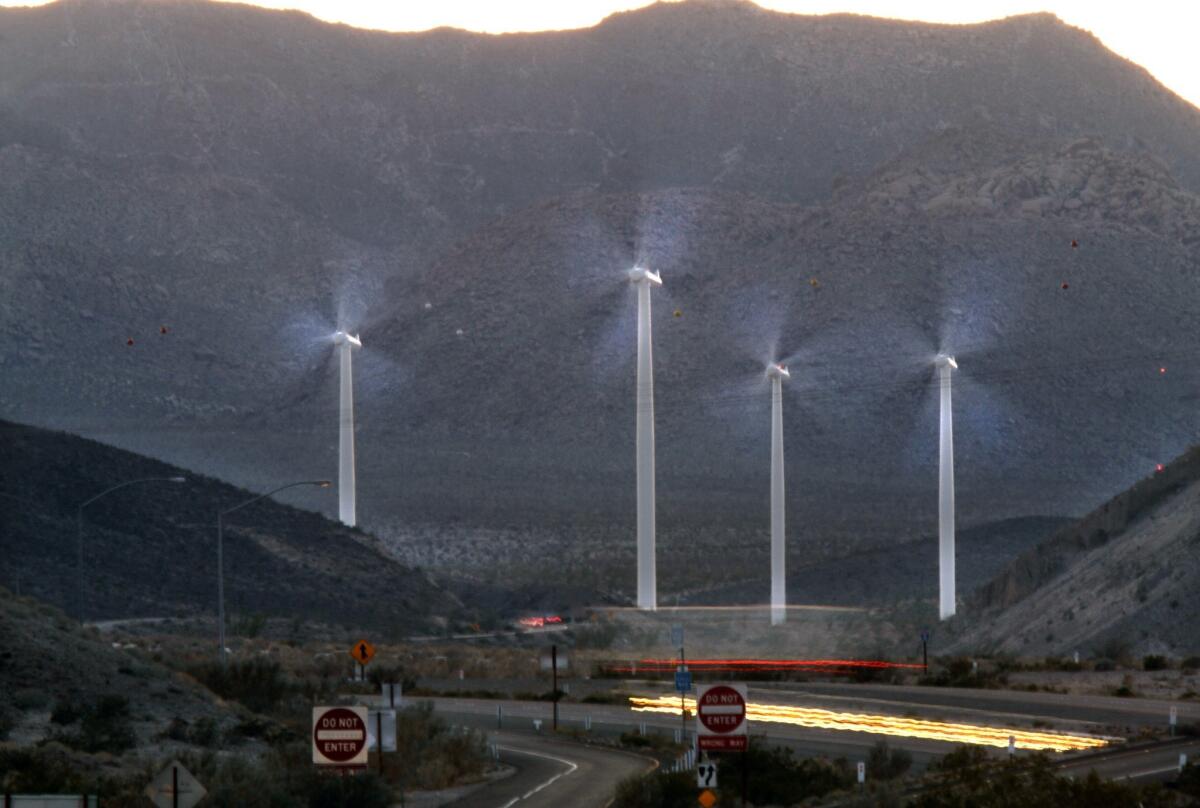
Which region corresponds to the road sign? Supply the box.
[671,624,684,647]
[350,639,376,665]
[145,761,206,808]
[313,706,369,767]
[367,709,397,752]
[696,683,748,751]
[697,762,718,788]
[698,789,717,808]
[676,667,693,693]
[857,761,865,784]
[382,682,402,708]
[920,627,931,643]
[1170,706,1178,726]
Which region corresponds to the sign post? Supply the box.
[1170,706,1177,737]
[350,639,376,681]
[920,628,931,673]
[145,761,206,808]
[313,706,369,768]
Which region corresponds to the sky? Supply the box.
[3,1,1198,108]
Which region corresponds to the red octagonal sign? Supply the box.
[696,683,748,751]
[313,706,368,766]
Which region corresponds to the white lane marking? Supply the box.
[495,746,579,807]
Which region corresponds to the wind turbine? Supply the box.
[629,266,662,611]
[936,354,957,620]
[333,330,362,527]
[767,362,790,625]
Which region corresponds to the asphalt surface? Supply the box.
[443,731,655,808]
[1057,738,1200,783]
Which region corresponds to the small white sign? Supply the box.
[1170,706,1178,726]
[857,761,866,784]
[671,624,684,647]
[367,709,397,752]
[1180,753,1188,772]
[381,682,402,708]
[1008,735,1016,756]
[145,761,207,808]
[697,762,718,788]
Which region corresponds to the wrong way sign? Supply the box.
[696,683,748,751]
[313,706,369,767]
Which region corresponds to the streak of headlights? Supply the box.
[628,695,1111,752]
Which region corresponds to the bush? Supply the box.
[1143,655,1169,671]
[718,742,854,805]
[868,741,913,780]
[188,716,221,747]
[1182,656,1200,670]
[50,696,84,725]
[13,688,49,710]
[1179,762,1200,799]
[52,695,136,754]
[0,706,14,741]
[611,770,695,808]
[305,771,391,808]
[190,658,291,713]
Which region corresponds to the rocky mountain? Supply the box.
[948,443,1200,656]
[3,0,1200,599]
[0,419,464,630]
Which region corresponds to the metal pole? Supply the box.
[217,513,226,665]
[76,506,85,619]
[172,764,178,808]
[741,745,748,808]
[923,639,928,673]
[552,644,558,731]
[680,644,687,742]
[377,711,384,775]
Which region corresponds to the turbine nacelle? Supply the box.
[627,266,663,286]
[935,354,957,371]
[766,363,790,381]
[333,331,362,349]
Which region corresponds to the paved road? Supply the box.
[1058,738,1200,784]
[444,731,654,808]
[749,681,1198,730]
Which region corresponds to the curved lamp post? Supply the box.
[217,480,330,664]
[76,476,187,619]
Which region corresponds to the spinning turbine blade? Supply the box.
[767,363,790,625]
[334,330,362,527]
[936,354,957,620]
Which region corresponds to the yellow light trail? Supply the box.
[628,696,1112,753]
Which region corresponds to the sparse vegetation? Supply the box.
[916,747,1178,807]
[867,740,913,780]
[1142,654,1170,671]
[189,658,291,714]
[50,695,136,754]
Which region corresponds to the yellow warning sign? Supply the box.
[350,639,376,665]
[698,789,717,808]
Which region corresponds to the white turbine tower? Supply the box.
[936,354,957,620]
[629,266,662,611]
[333,330,362,527]
[767,362,790,625]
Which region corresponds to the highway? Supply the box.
[444,732,655,808]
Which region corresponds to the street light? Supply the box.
[216,480,331,664]
[76,476,187,619]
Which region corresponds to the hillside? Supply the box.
[947,444,1200,657]
[0,419,464,632]
[0,585,240,757]
[2,0,1200,593]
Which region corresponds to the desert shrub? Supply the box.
[611,770,695,808]
[0,706,14,741]
[868,741,913,780]
[913,755,1176,807]
[190,658,291,713]
[1142,655,1169,671]
[366,663,416,693]
[13,688,49,710]
[922,657,1004,689]
[386,702,488,791]
[50,695,84,725]
[932,745,991,773]
[718,742,854,805]
[1182,655,1200,669]
[619,731,652,748]
[232,613,267,639]
[188,716,221,747]
[52,695,136,754]
[1179,761,1200,799]
[305,771,391,808]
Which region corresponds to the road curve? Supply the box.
[445,731,656,808]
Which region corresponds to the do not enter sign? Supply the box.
[696,683,748,751]
[313,706,369,767]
